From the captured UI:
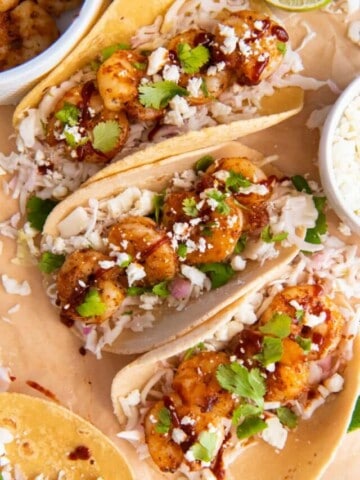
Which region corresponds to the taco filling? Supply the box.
[114,245,358,480]
[2,1,314,205]
[40,152,324,356]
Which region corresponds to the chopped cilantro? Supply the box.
[152,281,169,297]
[182,197,199,217]
[225,170,252,192]
[277,42,287,54]
[132,61,147,70]
[138,81,188,109]
[177,43,210,74]
[38,252,65,274]
[63,128,88,148]
[177,243,188,259]
[295,309,305,321]
[255,336,283,367]
[236,416,267,439]
[127,286,147,296]
[92,120,120,153]
[26,196,58,231]
[190,431,218,462]
[259,313,292,339]
[234,233,248,254]
[348,396,360,432]
[261,225,288,243]
[153,192,165,224]
[232,404,262,425]
[155,407,172,434]
[76,288,106,317]
[55,102,80,126]
[216,362,266,407]
[277,406,298,429]
[194,155,214,172]
[198,262,235,289]
[206,189,230,215]
[101,43,131,61]
[118,255,132,268]
[200,78,210,97]
[291,175,312,194]
[184,342,205,361]
[295,335,311,353]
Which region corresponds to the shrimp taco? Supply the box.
[110,237,360,480]
[5,0,305,205]
[0,392,133,479]
[39,141,323,356]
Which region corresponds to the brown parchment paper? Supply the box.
[0,3,360,479]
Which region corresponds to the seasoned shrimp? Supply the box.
[108,216,178,286]
[167,29,231,105]
[162,190,243,264]
[57,249,126,325]
[0,0,19,12]
[214,11,288,85]
[46,81,129,163]
[0,0,58,72]
[36,0,82,16]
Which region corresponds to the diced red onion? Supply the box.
[170,277,192,300]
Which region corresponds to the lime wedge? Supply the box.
[264,0,331,11]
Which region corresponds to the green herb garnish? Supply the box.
[76,288,106,317]
[153,193,165,224]
[277,406,298,429]
[38,252,65,274]
[261,225,288,243]
[232,404,262,425]
[177,243,188,259]
[225,170,252,192]
[177,43,210,74]
[139,81,188,109]
[259,313,292,339]
[198,262,235,289]
[118,254,132,268]
[101,43,131,61]
[256,336,283,367]
[92,120,120,153]
[182,197,199,217]
[155,407,172,434]
[132,61,147,70]
[295,335,312,353]
[206,189,230,215]
[26,196,58,231]
[152,281,170,297]
[348,396,360,432]
[236,416,267,439]
[200,78,210,97]
[127,286,147,296]
[295,309,305,321]
[55,102,80,126]
[234,233,248,254]
[190,431,218,462]
[184,342,205,361]
[195,155,214,172]
[291,175,312,194]
[277,42,287,54]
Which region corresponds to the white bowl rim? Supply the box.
[0,0,100,82]
[319,75,360,232]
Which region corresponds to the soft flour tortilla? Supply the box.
[12,0,303,169]
[42,141,300,354]
[0,392,133,479]
[111,300,360,480]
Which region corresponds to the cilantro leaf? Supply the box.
[348,396,360,432]
[182,197,199,217]
[26,196,58,231]
[155,407,172,434]
[261,225,288,243]
[127,286,147,296]
[38,252,65,274]
[234,233,247,254]
[259,313,292,339]
[118,254,132,268]
[277,407,298,429]
[277,42,287,54]
[138,81,188,109]
[232,404,262,425]
[55,102,80,126]
[198,262,235,289]
[177,43,210,74]
[63,127,88,148]
[295,335,311,353]
[101,43,131,61]
[200,78,210,97]
[225,170,252,192]
[236,416,267,439]
[291,175,312,194]
[153,193,165,224]
[195,155,214,172]
[256,336,283,367]
[76,288,107,317]
[152,281,169,297]
[92,120,120,153]
[184,342,206,361]
[295,309,304,321]
[190,431,218,462]
[206,189,230,215]
[177,243,188,258]
[216,362,266,407]
[132,61,147,71]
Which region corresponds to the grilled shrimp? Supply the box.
[0,0,19,12]
[162,191,243,264]
[167,29,231,105]
[56,249,126,325]
[46,81,129,163]
[214,10,288,85]
[0,0,58,72]
[108,216,178,286]
[36,0,82,16]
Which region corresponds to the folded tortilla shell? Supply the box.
[12,0,303,167]
[42,141,300,354]
[111,303,360,480]
[0,392,133,479]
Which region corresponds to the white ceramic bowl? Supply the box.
[319,76,360,235]
[0,0,107,105]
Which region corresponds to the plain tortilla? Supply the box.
[0,392,134,479]
[42,141,300,354]
[111,300,360,480]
